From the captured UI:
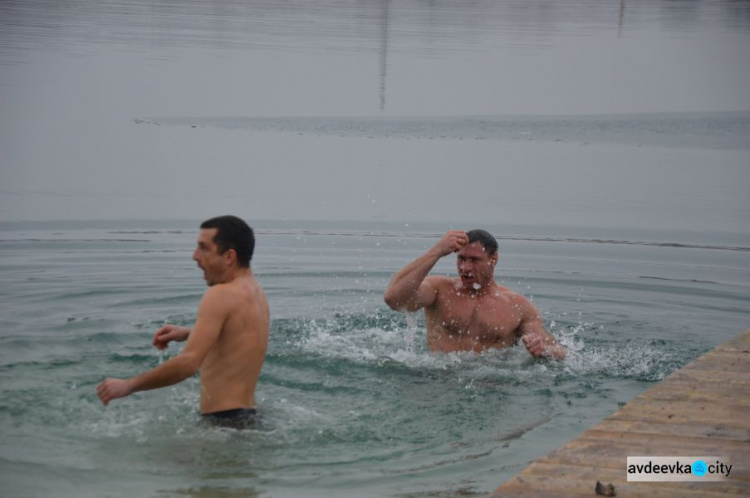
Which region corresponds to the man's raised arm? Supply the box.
[384,230,468,311]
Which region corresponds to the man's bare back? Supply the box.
[197,275,268,413]
[385,230,565,359]
[97,216,270,416]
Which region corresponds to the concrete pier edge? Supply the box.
[492,329,750,497]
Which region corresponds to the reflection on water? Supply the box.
[3,0,750,56]
[379,0,390,111]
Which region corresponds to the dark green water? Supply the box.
[1,220,748,497]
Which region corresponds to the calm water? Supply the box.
[1,0,750,497]
[1,0,750,227]
[1,220,749,497]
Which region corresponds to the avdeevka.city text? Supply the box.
[627,457,733,482]
[627,460,732,477]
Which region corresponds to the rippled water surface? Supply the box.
[1,220,749,497]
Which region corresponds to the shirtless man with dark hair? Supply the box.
[97,215,269,427]
[384,229,565,359]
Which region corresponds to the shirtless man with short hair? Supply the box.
[384,229,565,359]
[97,215,270,427]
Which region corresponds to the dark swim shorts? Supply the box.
[201,408,258,429]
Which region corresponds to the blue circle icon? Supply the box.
[692,460,707,477]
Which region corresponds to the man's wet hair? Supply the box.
[466,229,498,255]
[200,215,255,267]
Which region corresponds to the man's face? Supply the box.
[456,241,497,290]
[192,228,226,286]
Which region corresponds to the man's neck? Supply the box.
[460,278,497,297]
[218,266,252,285]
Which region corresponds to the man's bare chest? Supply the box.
[429,293,523,340]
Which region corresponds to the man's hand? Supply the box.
[385,230,467,311]
[97,378,134,406]
[521,332,566,360]
[522,332,549,359]
[433,230,469,257]
[153,324,191,350]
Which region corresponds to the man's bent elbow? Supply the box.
[383,291,401,311]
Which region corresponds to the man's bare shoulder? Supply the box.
[205,275,262,298]
[198,284,235,312]
[424,275,457,290]
[502,289,540,316]
[202,282,233,298]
